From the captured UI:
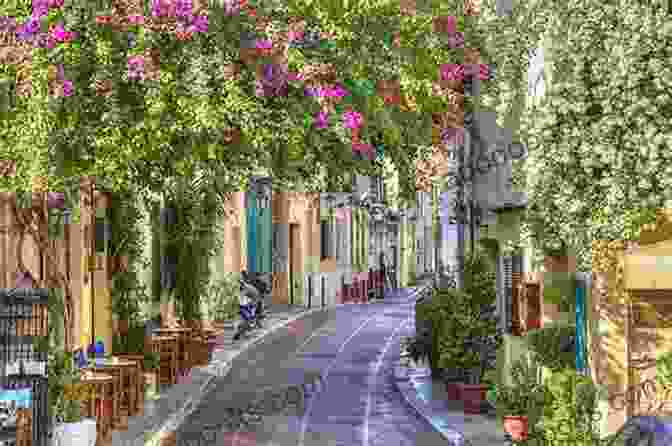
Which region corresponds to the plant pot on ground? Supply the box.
[492,359,546,441]
[457,366,489,414]
[49,350,98,446]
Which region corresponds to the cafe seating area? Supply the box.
[74,320,225,446]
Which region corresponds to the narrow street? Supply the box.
[174,288,447,446]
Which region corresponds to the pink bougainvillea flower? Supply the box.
[50,23,67,41]
[127,15,145,24]
[478,64,490,80]
[127,55,145,80]
[62,80,73,97]
[288,30,304,41]
[328,85,348,97]
[343,110,363,129]
[314,111,329,128]
[353,142,374,160]
[46,192,66,209]
[15,271,35,289]
[288,72,303,81]
[448,31,465,48]
[314,111,329,129]
[192,15,208,32]
[255,39,273,49]
[440,63,464,81]
[32,0,49,17]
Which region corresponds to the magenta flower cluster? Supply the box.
[343,111,363,129]
[440,63,490,81]
[304,84,349,98]
[152,0,208,33]
[127,56,145,81]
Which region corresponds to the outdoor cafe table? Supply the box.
[153,327,193,376]
[85,357,141,426]
[79,371,116,440]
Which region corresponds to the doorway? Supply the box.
[290,223,301,305]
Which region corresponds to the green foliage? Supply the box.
[205,273,240,322]
[109,187,151,324]
[512,1,672,270]
[655,351,672,390]
[419,286,500,381]
[491,359,545,416]
[524,323,576,372]
[48,350,90,424]
[541,369,600,445]
[462,249,497,308]
[163,172,226,322]
[112,323,146,355]
[143,351,161,371]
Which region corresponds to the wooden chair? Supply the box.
[152,336,178,386]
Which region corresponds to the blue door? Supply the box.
[576,274,588,373]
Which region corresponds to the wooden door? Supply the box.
[232,226,241,272]
[290,223,301,305]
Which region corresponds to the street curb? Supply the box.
[392,363,464,446]
[145,284,432,446]
[145,305,329,446]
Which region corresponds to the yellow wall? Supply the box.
[623,239,672,289]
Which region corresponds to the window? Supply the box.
[320,220,333,259]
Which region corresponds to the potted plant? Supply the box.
[400,334,431,366]
[49,350,97,446]
[493,358,546,441]
[143,351,161,400]
[493,385,531,441]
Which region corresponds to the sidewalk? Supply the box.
[111,286,434,446]
[394,357,509,446]
[111,304,319,446]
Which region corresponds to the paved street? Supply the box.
[174,287,447,446]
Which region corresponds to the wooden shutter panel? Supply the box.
[502,255,523,336]
[524,282,541,331]
[503,255,513,334]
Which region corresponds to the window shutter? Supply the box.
[321,221,328,259]
[502,255,514,335]
[524,282,541,331]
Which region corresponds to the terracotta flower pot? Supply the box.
[503,415,529,441]
[459,384,488,414]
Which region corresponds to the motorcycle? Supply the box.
[241,271,271,323]
[233,272,269,340]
